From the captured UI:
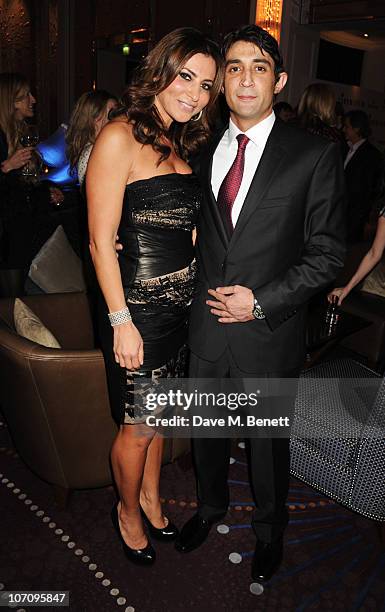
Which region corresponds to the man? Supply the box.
[343,109,383,242]
[273,100,295,122]
[175,25,346,582]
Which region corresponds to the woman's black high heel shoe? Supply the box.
[140,507,179,541]
[111,504,156,565]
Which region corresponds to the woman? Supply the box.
[297,82,345,147]
[328,208,385,305]
[0,73,35,173]
[87,28,223,565]
[0,73,62,296]
[66,90,118,186]
[0,73,35,294]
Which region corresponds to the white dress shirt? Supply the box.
[211,112,275,226]
[344,138,366,169]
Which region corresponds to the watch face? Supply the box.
[253,302,264,319]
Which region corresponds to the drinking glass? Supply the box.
[20,125,40,177]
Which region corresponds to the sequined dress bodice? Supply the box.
[118,173,199,299]
[112,172,201,369]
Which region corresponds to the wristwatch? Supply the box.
[252,297,265,320]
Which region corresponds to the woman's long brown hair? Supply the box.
[66,89,118,170]
[298,83,337,128]
[118,27,224,163]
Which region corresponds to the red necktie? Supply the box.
[217,133,249,238]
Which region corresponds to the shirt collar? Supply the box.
[348,138,366,151]
[228,112,275,147]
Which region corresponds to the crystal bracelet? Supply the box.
[108,306,132,326]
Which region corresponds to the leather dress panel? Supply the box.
[100,173,201,374]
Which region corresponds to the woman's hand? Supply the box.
[1,147,33,173]
[327,287,348,305]
[113,322,144,370]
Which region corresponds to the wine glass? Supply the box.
[20,125,39,177]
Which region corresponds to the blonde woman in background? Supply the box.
[0,72,36,174]
[297,82,345,148]
[0,73,62,296]
[66,90,118,186]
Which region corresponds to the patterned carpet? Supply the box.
[0,419,384,612]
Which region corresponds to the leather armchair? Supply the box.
[0,292,117,503]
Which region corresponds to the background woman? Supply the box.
[65,90,118,294]
[297,82,345,149]
[0,72,35,174]
[66,90,118,187]
[0,73,60,296]
[328,209,385,305]
[87,28,223,565]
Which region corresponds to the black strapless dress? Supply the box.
[98,173,201,425]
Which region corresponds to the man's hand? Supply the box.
[206,285,254,323]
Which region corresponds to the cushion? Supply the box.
[14,298,61,348]
[28,225,86,293]
[361,260,385,298]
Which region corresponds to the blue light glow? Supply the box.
[37,123,78,186]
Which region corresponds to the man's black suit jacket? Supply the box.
[344,140,383,242]
[189,119,346,373]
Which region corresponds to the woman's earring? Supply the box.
[190,110,203,122]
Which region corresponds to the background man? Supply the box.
[175,25,346,583]
[343,109,383,242]
[273,100,295,122]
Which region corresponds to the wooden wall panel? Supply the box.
[0,0,35,77]
[211,0,253,39]
[73,0,95,99]
[153,0,207,40]
[153,1,253,41]
[94,0,149,38]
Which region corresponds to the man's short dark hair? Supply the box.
[273,101,293,114]
[345,109,371,139]
[222,25,285,78]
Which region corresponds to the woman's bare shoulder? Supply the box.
[88,117,146,184]
[98,119,138,149]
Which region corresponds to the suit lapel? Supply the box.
[201,127,229,249]
[345,141,368,172]
[229,120,287,249]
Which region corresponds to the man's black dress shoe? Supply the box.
[175,513,213,553]
[140,507,179,541]
[111,504,156,565]
[251,537,283,582]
